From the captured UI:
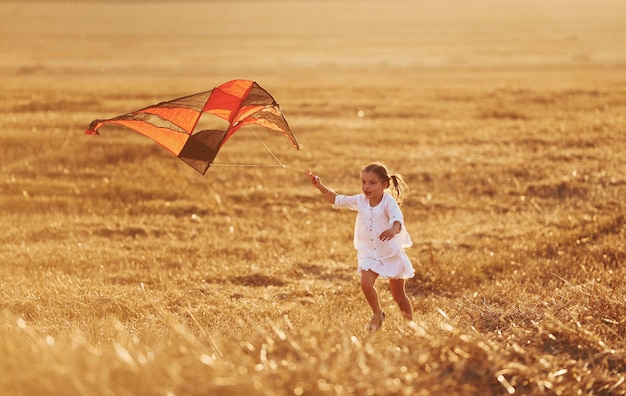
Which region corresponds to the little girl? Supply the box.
[308,162,414,332]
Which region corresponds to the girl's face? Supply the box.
[361,171,389,205]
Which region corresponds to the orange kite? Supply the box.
[85,79,299,174]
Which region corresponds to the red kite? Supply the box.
[85,79,299,174]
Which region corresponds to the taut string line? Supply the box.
[209,126,308,173]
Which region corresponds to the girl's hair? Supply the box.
[362,162,409,203]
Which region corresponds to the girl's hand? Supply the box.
[379,222,402,241]
[308,170,321,187]
[379,229,397,241]
[308,170,335,203]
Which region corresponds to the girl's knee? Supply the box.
[360,278,374,291]
[360,270,378,290]
[389,280,407,301]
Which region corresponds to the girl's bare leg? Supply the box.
[360,270,383,317]
[389,278,413,320]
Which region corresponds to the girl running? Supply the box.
[308,162,414,332]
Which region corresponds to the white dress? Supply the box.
[333,192,415,279]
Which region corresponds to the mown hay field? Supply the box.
[1,1,626,395]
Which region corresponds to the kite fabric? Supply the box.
[85,79,299,174]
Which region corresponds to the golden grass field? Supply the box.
[2,0,626,394]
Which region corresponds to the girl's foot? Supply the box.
[367,312,385,333]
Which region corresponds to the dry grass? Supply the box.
[2,1,626,395]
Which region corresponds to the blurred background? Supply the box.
[3,0,625,87]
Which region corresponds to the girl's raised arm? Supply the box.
[308,171,337,204]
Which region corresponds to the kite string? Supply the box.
[210,126,309,173]
[211,163,309,173]
[249,127,286,167]
[248,127,310,173]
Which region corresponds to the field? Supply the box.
[1,1,626,395]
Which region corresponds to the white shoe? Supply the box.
[366,312,385,333]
